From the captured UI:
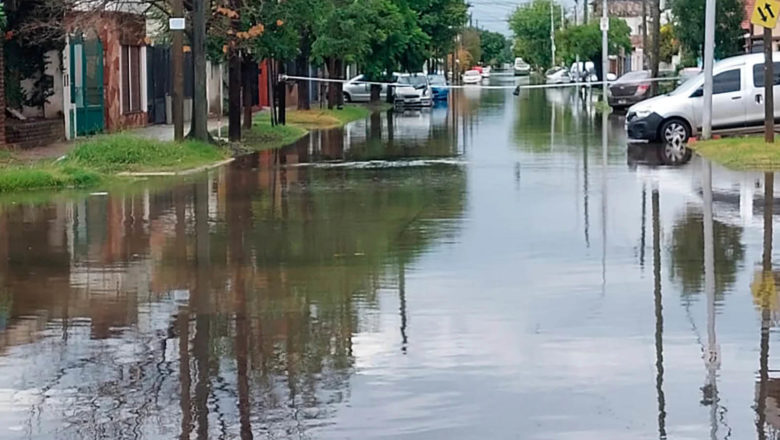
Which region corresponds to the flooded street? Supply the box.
[2,76,780,439]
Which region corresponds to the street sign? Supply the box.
[169,17,186,30]
[752,0,780,29]
[600,16,609,31]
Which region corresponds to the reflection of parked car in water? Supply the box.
[545,67,571,84]
[627,53,779,143]
[394,73,433,109]
[514,58,531,76]
[343,74,396,102]
[627,142,693,167]
[608,70,652,108]
[427,74,449,101]
[462,70,483,84]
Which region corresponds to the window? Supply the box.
[713,69,741,94]
[752,63,780,87]
[122,45,142,114]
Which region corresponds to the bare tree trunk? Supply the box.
[650,0,661,95]
[296,36,311,111]
[370,84,381,104]
[229,50,242,141]
[189,0,209,141]
[242,58,253,130]
[336,59,345,108]
[278,63,286,125]
[327,58,337,109]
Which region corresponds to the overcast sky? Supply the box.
[470,0,579,37]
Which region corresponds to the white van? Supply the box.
[514,58,531,76]
[627,53,780,143]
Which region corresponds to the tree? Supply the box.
[556,18,631,79]
[670,0,745,66]
[658,23,678,64]
[410,0,468,72]
[509,0,562,70]
[480,30,510,67]
[461,27,481,68]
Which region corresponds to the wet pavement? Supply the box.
[1,75,780,439]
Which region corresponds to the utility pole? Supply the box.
[764,25,775,143]
[701,0,716,139]
[171,0,184,142]
[584,0,588,24]
[601,0,608,99]
[551,1,556,67]
[641,0,647,69]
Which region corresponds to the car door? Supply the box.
[691,68,745,130]
[748,61,780,127]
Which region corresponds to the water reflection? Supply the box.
[0,112,467,438]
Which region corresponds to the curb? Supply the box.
[116,158,235,177]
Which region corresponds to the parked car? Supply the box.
[394,73,433,109]
[514,58,531,76]
[462,70,483,84]
[608,70,652,108]
[343,74,396,102]
[545,67,571,84]
[482,66,492,78]
[570,61,595,81]
[678,67,702,86]
[427,74,449,101]
[626,53,780,143]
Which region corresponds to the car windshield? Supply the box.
[546,67,563,75]
[616,71,650,83]
[428,76,446,85]
[399,76,427,87]
[465,70,480,76]
[669,71,703,96]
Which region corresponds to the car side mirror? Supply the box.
[691,88,703,98]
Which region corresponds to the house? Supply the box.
[592,0,672,73]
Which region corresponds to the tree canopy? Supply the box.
[670,0,744,65]
[480,30,511,67]
[556,18,632,65]
[509,0,562,69]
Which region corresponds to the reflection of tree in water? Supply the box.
[0,161,467,438]
[669,207,745,300]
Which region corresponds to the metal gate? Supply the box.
[70,35,104,136]
[146,46,195,124]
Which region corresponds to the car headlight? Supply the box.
[634,109,652,119]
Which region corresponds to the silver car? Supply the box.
[394,74,433,109]
[343,74,395,102]
[627,53,780,143]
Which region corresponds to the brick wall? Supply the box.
[6,119,65,149]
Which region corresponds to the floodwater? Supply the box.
[1,76,779,439]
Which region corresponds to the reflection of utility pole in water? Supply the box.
[193,179,211,440]
[601,112,608,288]
[756,172,773,440]
[583,122,590,247]
[702,160,720,440]
[652,185,667,438]
[399,260,408,354]
[640,184,647,270]
[176,188,192,440]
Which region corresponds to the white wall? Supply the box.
[20,50,64,119]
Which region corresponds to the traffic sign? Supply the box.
[752,0,780,29]
[600,16,609,31]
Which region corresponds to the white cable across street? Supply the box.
[280,74,681,91]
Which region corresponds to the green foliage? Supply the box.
[244,114,309,151]
[311,1,371,66]
[461,28,481,68]
[480,30,511,66]
[412,0,469,58]
[509,0,562,69]
[555,18,632,65]
[671,0,744,62]
[659,24,679,64]
[0,165,101,193]
[65,135,228,173]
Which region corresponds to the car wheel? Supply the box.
[343,92,352,103]
[659,118,691,144]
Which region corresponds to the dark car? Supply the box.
[608,70,651,108]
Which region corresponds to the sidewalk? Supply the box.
[12,118,228,163]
